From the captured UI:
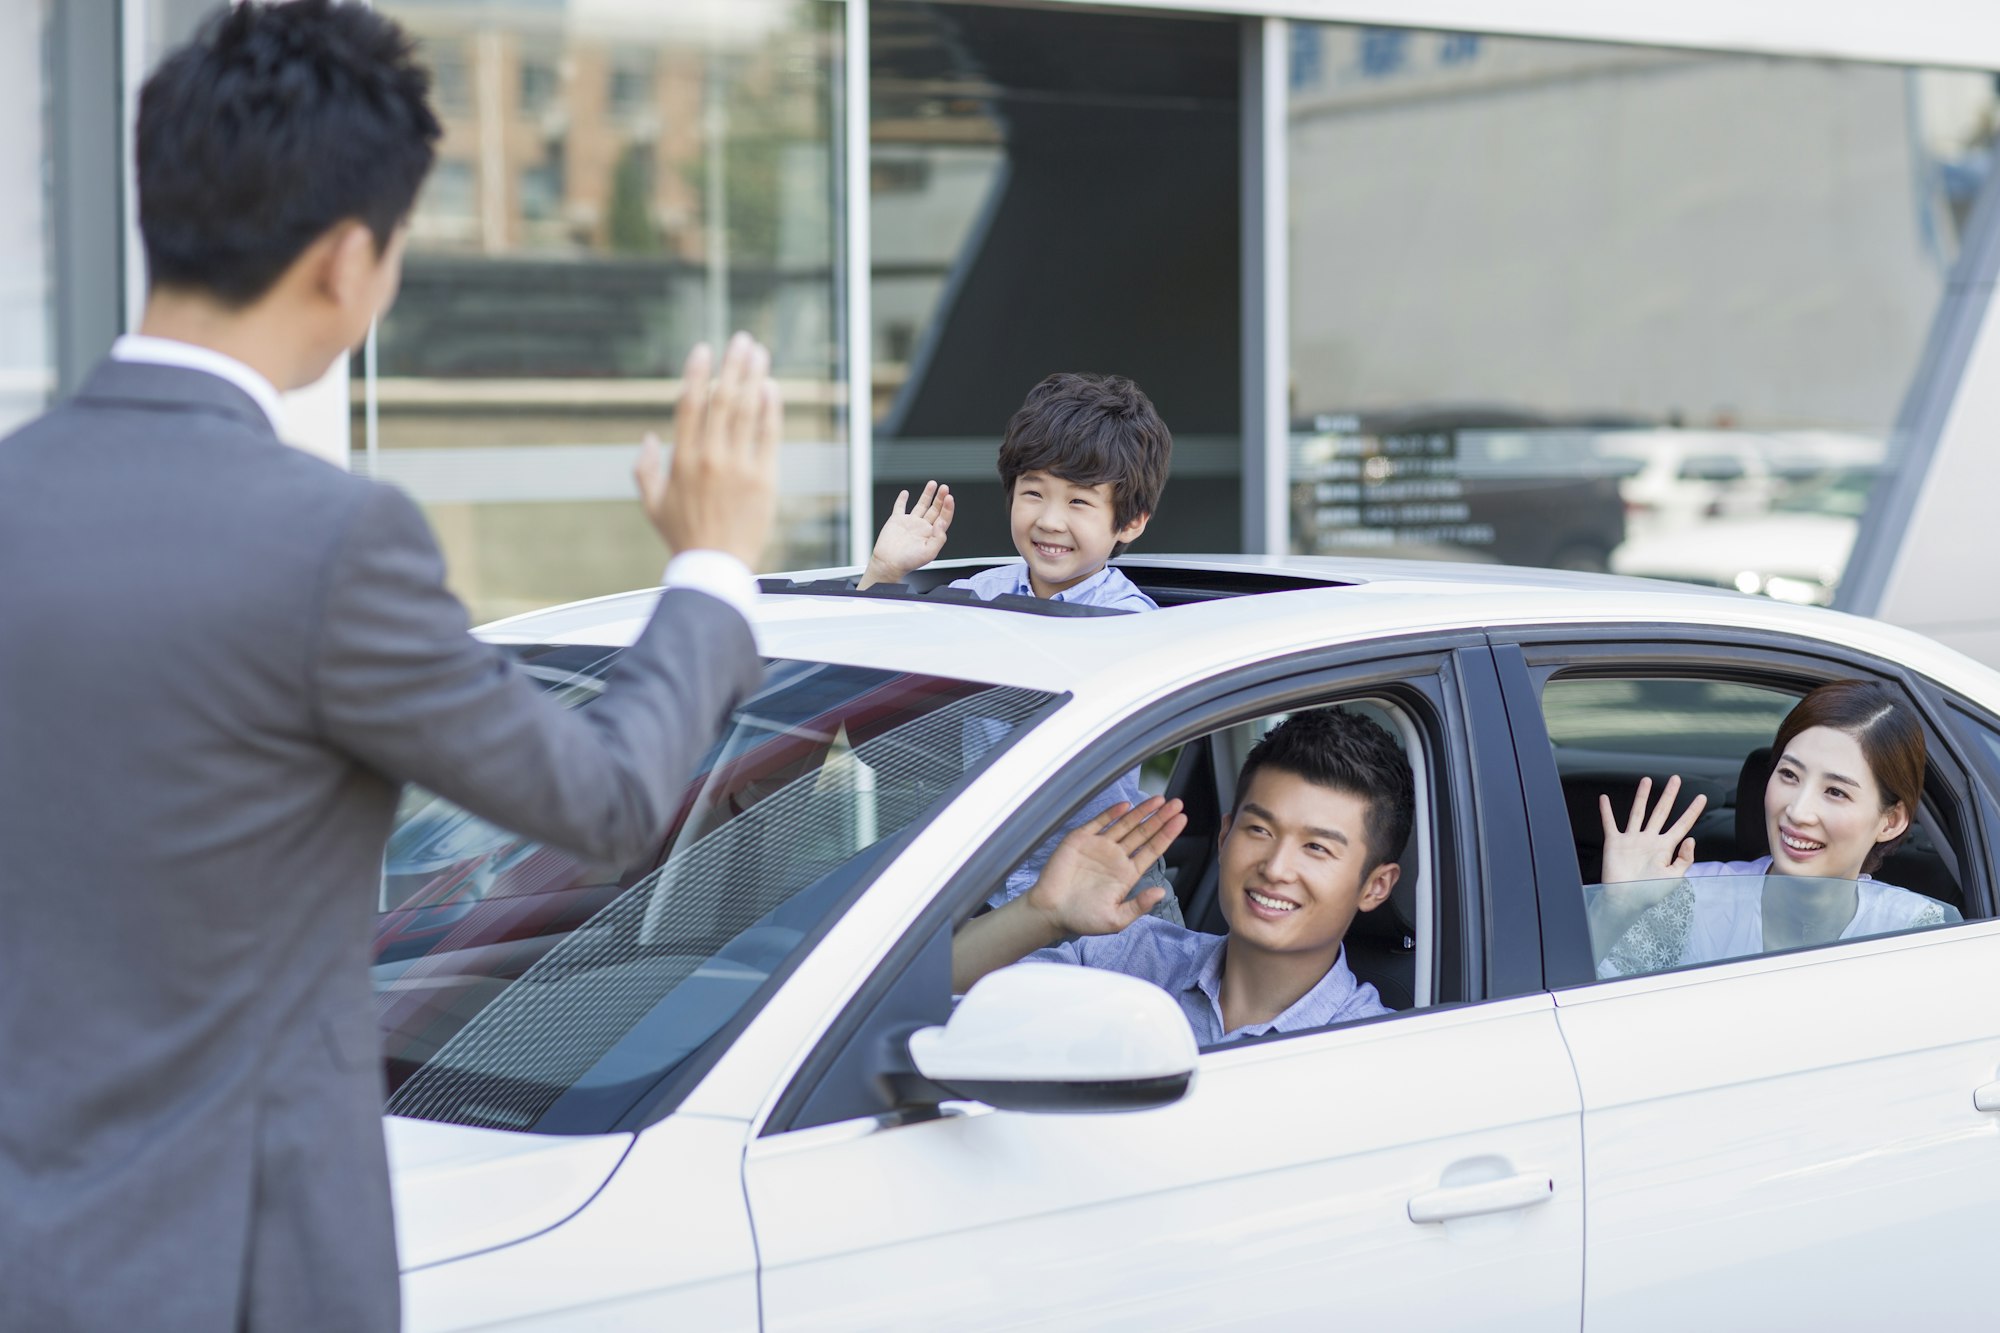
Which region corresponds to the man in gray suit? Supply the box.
[0,4,777,1329]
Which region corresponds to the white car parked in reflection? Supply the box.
[382,555,2000,1332]
[1611,467,1878,604]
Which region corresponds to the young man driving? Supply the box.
[952,708,1414,1043]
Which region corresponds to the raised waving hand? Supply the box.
[860,480,954,589]
[950,796,1186,992]
[1598,775,1706,884]
[1025,797,1185,937]
[635,334,781,567]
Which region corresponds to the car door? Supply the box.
[1492,633,2000,1331]
[743,644,1585,1332]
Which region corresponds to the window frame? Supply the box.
[1489,626,1993,991]
[759,633,1536,1138]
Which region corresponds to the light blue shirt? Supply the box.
[952,561,1158,907]
[1029,917,1388,1045]
[949,562,1158,613]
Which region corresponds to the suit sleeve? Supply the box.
[310,482,763,864]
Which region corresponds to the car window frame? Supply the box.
[758,634,1532,1138]
[1489,627,1992,991]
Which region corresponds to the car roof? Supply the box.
[476,555,2000,705]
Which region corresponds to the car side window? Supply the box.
[1121,695,1437,1026]
[1542,674,1967,981]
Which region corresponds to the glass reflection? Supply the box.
[869,2,1243,555]
[1587,874,1961,979]
[1287,24,2000,599]
[0,0,53,435]
[368,1,846,623]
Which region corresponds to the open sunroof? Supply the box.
[757,561,1356,613]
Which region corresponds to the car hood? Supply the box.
[386,1115,632,1270]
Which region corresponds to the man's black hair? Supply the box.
[1233,707,1416,872]
[997,373,1172,554]
[137,0,441,306]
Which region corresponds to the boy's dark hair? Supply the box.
[137,0,441,306]
[997,373,1172,553]
[1233,707,1416,872]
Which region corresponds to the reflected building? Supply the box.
[18,1,2000,647]
[365,1,846,620]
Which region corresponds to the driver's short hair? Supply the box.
[1234,708,1415,872]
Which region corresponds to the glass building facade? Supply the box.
[367,1,848,621]
[1283,26,1998,599]
[0,0,55,438]
[26,1,2000,634]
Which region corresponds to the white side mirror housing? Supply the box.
[906,963,1198,1113]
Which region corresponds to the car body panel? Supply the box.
[1553,920,2000,1329]
[746,996,1582,1332]
[387,1116,631,1270]
[400,1115,756,1331]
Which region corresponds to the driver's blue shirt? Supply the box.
[1027,917,1388,1044]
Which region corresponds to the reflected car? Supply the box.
[1589,428,1783,540]
[1610,467,1879,605]
[387,555,2000,1332]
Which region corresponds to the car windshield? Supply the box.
[376,644,1059,1134]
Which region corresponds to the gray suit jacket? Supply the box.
[0,360,762,1332]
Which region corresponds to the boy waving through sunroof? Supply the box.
[862,372,1177,916]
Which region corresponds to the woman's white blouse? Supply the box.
[1597,856,1952,979]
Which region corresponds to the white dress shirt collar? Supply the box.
[109,334,285,434]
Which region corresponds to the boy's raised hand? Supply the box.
[860,480,953,588]
[1024,797,1187,938]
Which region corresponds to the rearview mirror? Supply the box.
[907,963,1197,1113]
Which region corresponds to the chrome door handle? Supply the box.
[1407,1172,1555,1224]
[1973,1081,2000,1113]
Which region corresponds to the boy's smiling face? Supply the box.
[1009,469,1149,599]
[1215,769,1398,967]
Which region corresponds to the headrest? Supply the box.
[1735,747,1773,861]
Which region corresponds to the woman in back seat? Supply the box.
[1591,679,1954,979]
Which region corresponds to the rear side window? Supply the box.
[1542,673,1966,980]
[376,645,1058,1134]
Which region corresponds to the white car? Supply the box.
[382,556,2000,1331]
[1591,428,1783,540]
[1610,468,1879,604]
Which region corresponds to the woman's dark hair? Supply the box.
[1770,679,1926,874]
[136,0,441,306]
[996,373,1172,553]
[1233,707,1416,873]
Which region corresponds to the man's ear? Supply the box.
[318,220,380,312]
[1356,861,1399,913]
[1216,809,1233,855]
[1115,510,1151,545]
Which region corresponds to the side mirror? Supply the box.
[906,963,1197,1113]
